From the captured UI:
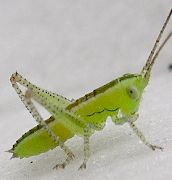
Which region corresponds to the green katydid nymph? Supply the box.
[8,10,172,170]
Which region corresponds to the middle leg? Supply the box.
[79,126,91,170]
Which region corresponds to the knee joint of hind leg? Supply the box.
[10,72,19,85]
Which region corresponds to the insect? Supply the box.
[8,10,172,170]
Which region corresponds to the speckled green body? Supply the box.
[11,73,149,158]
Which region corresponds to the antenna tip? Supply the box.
[168,64,172,71]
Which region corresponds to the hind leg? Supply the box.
[10,72,75,169]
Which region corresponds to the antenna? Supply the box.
[149,31,172,70]
[142,9,172,76]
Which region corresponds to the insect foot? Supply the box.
[53,163,66,170]
[78,162,86,170]
[149,144,163,151]
[53,152,75,170]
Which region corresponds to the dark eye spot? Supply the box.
[129,89,134,94]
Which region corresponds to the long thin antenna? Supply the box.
[142,9,172,76]
[148,31,172,71]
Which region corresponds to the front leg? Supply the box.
[128,118,163,151]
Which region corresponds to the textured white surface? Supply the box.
[0,1,172,180]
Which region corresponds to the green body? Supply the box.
[11,73,149,158]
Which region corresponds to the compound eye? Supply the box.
[127,86,139,99]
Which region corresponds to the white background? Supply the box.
[0,1,172,180]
